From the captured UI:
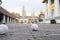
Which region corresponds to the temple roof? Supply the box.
[0,6,19,19]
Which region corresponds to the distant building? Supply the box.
[19,16,38,23]
[12,12,21,23]
[22,6,26,19]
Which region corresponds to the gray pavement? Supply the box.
[0,23,60,40]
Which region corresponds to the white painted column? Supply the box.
[11,18,13,23]
[54,0,59,17]
[13,19,15,23]
[12,19,13,23]
[12,19,14,23]
[3,15,5,23]
[7,17,9,23]
[10,18,11,23]
[11,18,12,23]
[59,2,60,13]
[9,17,10,23]
[14,19,16,23]
[44,2,48,19]
[48,0,52,18]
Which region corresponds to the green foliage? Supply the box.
[39,18,43,22]
[0,0,2,5]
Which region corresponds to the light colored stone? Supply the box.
[0,24,8,34]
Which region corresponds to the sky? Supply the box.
[1,0,45,16]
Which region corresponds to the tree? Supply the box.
[38,11,45,22]
[39,18,43,22]
[38,14,43,22]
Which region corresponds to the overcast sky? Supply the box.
[1,0,45,16]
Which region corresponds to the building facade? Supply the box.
[0,6,19,23]
[42,0,60,23]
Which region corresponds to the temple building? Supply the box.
[0,6,19,23]
[42,0,60,23]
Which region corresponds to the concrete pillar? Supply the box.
[48,0,52,18]
[13,19,15,23]
[10,18,11,23]
[11,18,13,23]
[54,0,59,17]
[13,19,14,23]
[12,19,13,23]
[59,1,60,13]
[5,16,7,23]
[9,19,10,23]
[3,15,6,23]
[12,19,14,23]
[11,18,12,23]
[9,17,10,23]
[7,17,9,23]
[13,19,16,23]
[14,19,16,23]
[44,2,48,19]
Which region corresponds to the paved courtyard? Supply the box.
[0,23,60,40]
